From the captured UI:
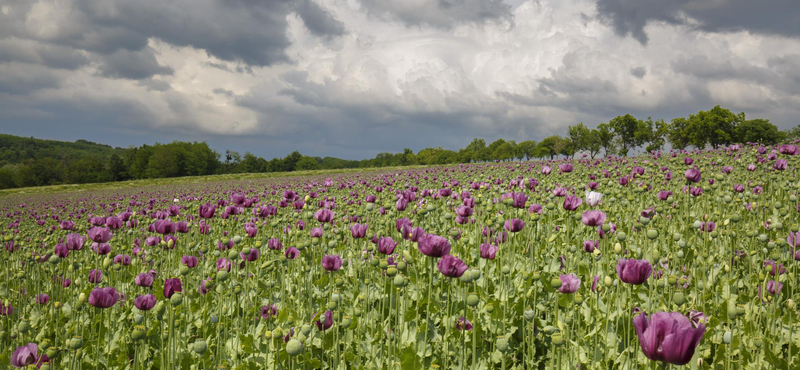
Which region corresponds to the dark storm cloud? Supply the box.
[0,39,90,70]
[596,0,800,44]
[359,0,513,28]
[98,47,174,80]
[672,54,800,95]
[630,67,646,79]
[0,0,345,68]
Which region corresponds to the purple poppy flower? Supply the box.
[480,243,498,260]
[164,278,182,298]
[455,316,473,330]
[88,227,113,243]
[377,237,397,255]
[529,203,543,214]
[267,238,283,251]
[789,231,800,248]
[134,294,156,311]
[199,204,216,218]
[321,254,343,272]
[684,169,702,183]
[314,209,334,223]
[314,310,333,331]
[504,219,525,233]
[261,304,278,319]
[511,192,528,208]
[764,260,786,276]
[89,269,103,283]
[54,243,69,258]
[181,255,199,268]
[437,255,468,278]
[11,343,48,368]
[310,228,323,238]
[657,190,673,200]
[583,240,599,253]
[581,210,606,226]
[350,223,368,239]
[558,274,580,293]
[36,294,49,305]
[634,312,705,365]
[135,273,154,288]
[687,310,708,328]
[759,280,783,304]
[591,275,600,293]
[66,233,85,250]
[617,259,653,285]
[88,287,120,309]
[559,163,574,173]
[700,222,715,232]
[417,234,451,257]
[563,195,582,211]
[114,254,131,266]
[285,247,299,260]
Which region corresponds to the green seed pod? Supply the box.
[470,269,481,281]
[736,305,745,317]
[17,320,29,333]
[466,294,480,307]
[672,292,685,306]
[379,260,389,269]
[551,333,565,346]
[227,249,239,260]
[341,318,352,329]
[604,276,613,287]
[787,299,796,310]
[723,331,732,344]
[754,338,762,348]
[497,338,509,352]
[393,274,406,287]
[524,309,535,321]
[486,303,495,313]
[179,265,190,276]
[501,266,511,275]
[396,261,407,271]
[170,293,183,306]
[646,229,658,240]
[68,336,83,350]
[48,255,60,264]
[386,267,398,276]
[531,272,541,281]
[301,324,312,336]
[574,294,584,304]
[550,277,562,289]
[193,340,208,354]
[132,325,146,341]
[286,339,304,356]
[216,270,228,282]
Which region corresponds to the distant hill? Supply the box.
[0,134,126,164]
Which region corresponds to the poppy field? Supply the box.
[2,143,800,369]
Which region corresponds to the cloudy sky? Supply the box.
[1,0,798,159]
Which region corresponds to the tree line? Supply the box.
[0,105,797,189]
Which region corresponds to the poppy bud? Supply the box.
[614,243,622,254]
[754,338,762,348]
[604,276,612,287]
[466,294,479,307]
[723,331,732,344]
[273,327,283,338]
[788,299,796,310]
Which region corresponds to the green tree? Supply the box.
[609,114,646,156]
[597,123,616,157]
[107,154,126,181]
[517,140,537,160]
[295,156,321,171]
[685,106,744,148]
[734,119,784,144]
[666,117,691,150]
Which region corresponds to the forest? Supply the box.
[1,105,797,189]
